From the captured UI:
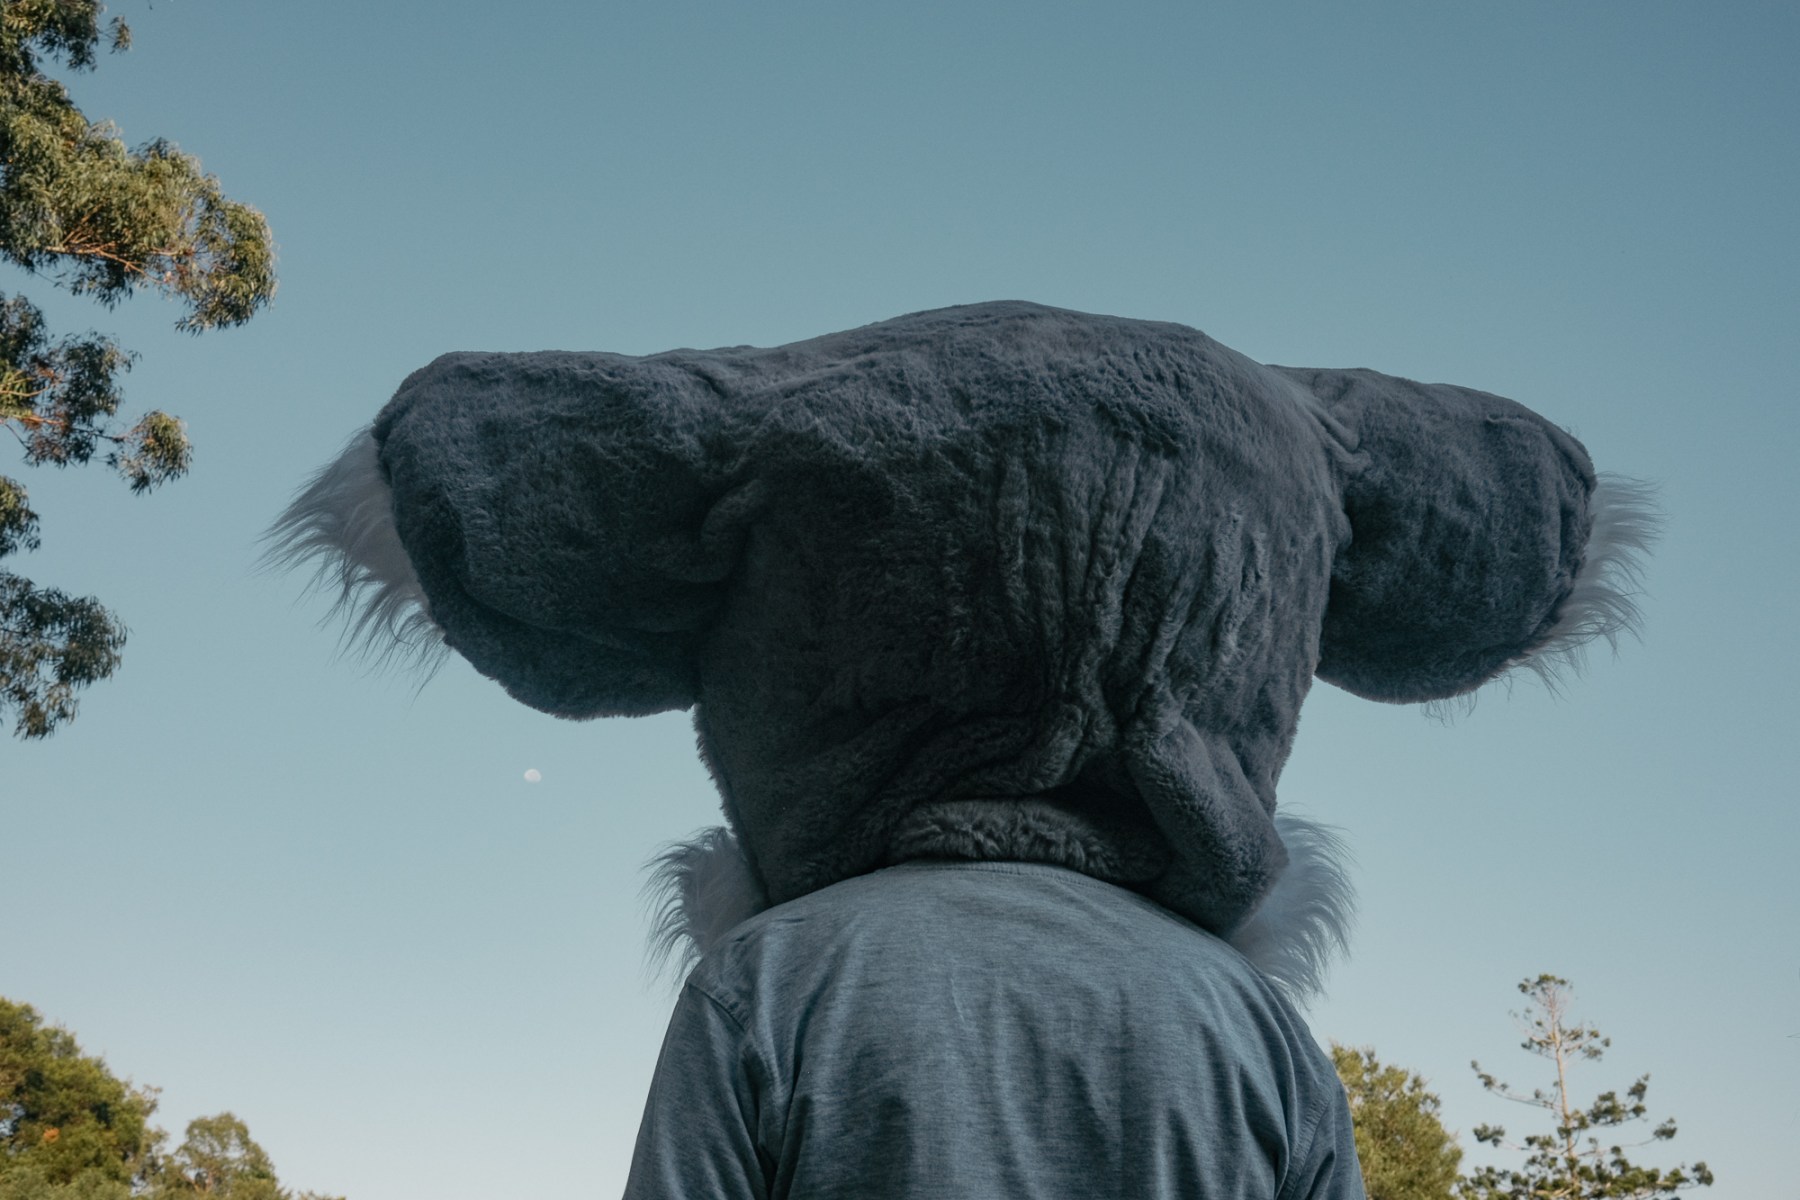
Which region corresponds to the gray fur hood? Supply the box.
[272,301,1653,1000]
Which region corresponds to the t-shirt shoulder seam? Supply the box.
[1275,1081,1344,1200]
[685,976,753,1036]
[682,978,786,1135]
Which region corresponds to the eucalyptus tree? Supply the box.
[1,0,275,737]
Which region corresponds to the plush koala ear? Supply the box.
[1273,367,1656,704]
[268,351,759,718]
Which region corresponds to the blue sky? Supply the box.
[5,2,1796,1195]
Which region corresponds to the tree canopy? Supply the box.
[1330,1043,1462,1200]
[0,997,156,1193]
[1463,975,1712,1200]
[1,0,275,738]
[0,997,340,1200]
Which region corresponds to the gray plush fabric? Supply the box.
[1269,366,1598,703]
[274,301,1635,966]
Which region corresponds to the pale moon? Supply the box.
[523,768,542,783]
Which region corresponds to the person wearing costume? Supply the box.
[273,302,1653,1200]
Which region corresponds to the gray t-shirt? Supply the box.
[624,860,1364,1199]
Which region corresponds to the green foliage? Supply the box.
[0,0,275,738]
[0,999,158,1191]
[1462,975,1712,1200]
[0,999,341,1200]
[0,3,131,75]
[1331,1043,1463,1200]
[0,568,125,737]
[150,1115,278,1200]
[0,1164,133,1200]
[0,5,274,328]
[0,472,39,556]
[152,1114,329,1200]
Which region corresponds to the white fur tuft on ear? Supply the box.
[642,826,769,983]
[263,428,446,674]
[1513,473,1660,690]
[1227,811,1356,1004]
[1424,473,1661,720]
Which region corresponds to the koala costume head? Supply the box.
[272,301,1653,999]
